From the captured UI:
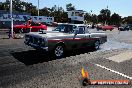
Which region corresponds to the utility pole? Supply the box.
[38,0,39,16]
[105,5,109,25]
[10,0,13,38]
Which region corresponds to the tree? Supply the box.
[0,1,10,11]
[98,9,111,25]
[91,14,98,23]
[110,13,121,25]
[125,16,132,24]
[0,0,38,15]
[84,13,91,23]
[0,2,4,10]
[66,3,75,11]
[53,6,67,22]
[24,2,37,16]
[40,7,50,16]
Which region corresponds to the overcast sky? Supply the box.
[2,0,132,17]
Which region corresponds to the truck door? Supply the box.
[71,26,87,49]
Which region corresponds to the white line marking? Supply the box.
[106,51,132,63]
[94,63,132,80]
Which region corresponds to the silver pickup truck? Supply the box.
[24,23,107,58]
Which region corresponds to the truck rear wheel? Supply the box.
[94,41,100,50]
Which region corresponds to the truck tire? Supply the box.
[94,41,100,50]
[54,44,65,59]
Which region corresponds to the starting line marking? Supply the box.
[106,51,132,63]
[94,63,132,80]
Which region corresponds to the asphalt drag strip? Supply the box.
[93,63,132,80]
[90,51,132,80]
[0,50,132,88]
[0,61,131,88]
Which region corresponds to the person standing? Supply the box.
[28,18,32,26]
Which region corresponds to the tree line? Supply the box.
[0,0,132,25]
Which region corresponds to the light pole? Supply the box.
[10,0,13,38]
[38,0,39,16]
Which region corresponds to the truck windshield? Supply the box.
[53,25,65,32]
[53,25,75,33]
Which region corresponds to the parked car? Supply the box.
[119,24,132,31]
[13,21,47,33]
[99,25,114,31]
[24,23,107,58]
[118,25,126,31]
[87,24,92,28]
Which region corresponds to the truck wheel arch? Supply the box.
[55,42,66,49]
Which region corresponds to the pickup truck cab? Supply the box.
[13,21,47,33]
[24,23,107,58]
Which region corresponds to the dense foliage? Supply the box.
[0,0,131,24]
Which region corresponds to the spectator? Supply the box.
[97,25,100,31]
[92,24,95,29]
[8,28,11,38]
[28,18,32,26]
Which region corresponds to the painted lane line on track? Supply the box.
[94,63,132,80]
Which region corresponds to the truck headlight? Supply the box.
[44,38,48,46]
[25,35,30,42]
[41,38,48,46]
[41,39,45,46]
[38,38,42,45]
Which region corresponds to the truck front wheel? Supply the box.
[54,44,65,59]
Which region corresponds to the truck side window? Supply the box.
[64,25,68,33]
[67,25,73,33]
[78,27,85,34]
[61,26,65,32]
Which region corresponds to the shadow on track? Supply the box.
[11,48,95,66]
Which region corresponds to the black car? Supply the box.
[119,24,132,31]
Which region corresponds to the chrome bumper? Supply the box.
[24,41,48,51]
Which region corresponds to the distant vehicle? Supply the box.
[52,22,58,27]
[119,24,132,31]
[99,25,114,31]
[87,24,92,28]
[13,21,47,33]
[24,23,107,58]
[118,25,126,31]
[41,22,52,26]
[111,25,118,27]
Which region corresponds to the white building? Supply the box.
[0,14,30,21]
[0,10,54,23]
[68,10,85,24]
[0,14,54,24]
[31,16,54,24]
